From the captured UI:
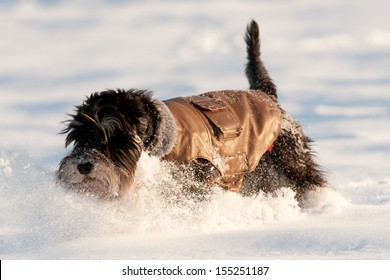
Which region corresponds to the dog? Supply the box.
[58,20,326,204]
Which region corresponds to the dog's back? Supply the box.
[163,90,281,191]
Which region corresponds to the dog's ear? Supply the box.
[135,116,148,135]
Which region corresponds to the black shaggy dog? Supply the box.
[58,20,326,204]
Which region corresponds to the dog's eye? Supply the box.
[83,139,107,153]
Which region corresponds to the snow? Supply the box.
[1,0,390,260]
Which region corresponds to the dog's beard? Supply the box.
[57,149,133,200]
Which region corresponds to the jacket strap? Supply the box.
[189,95,242,140]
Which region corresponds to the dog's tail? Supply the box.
[245,20,277,100]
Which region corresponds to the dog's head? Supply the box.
[57,89,164,199]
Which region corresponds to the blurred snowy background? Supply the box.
[1,0,389,259]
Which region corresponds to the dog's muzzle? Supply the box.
[57,150,121,199]
[77,162,93,175]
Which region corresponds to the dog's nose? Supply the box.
[77,162,93,175]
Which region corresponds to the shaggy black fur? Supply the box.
[240,20,326,202]
[63,89,159,159]
[59,89,166,198]
[58,20,326,203]
[245,21,277,99]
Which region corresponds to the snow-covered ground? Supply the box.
[1,0,389,259]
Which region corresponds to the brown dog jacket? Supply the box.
[163,90,282,191]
